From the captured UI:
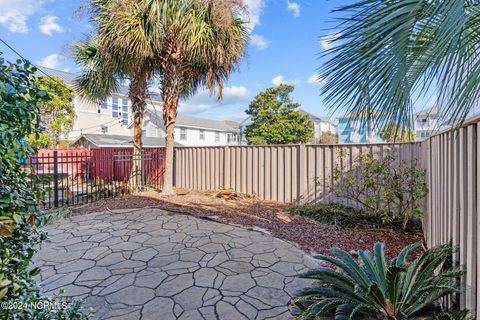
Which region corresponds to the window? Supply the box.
[122,113,128,125]
[199,130,205,140]
[112,96,119,118]
[100,99,108,109]
[180,128,187,140]
[101,125,108,134]
[215,132,220,142]
[121,99,128,125]
[227,133,232,143]
[420,132,429,139]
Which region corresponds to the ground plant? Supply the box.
[292,242,466,319]
[0,57,89,319]
[330,151,427,230]
[286,203,422,232]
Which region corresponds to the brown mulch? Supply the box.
[71,189,424,257]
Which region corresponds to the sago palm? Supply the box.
[320,0,480,132]
[292,242,465,319]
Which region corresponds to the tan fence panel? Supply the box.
[174,142,419,204]
[420,120,480,317]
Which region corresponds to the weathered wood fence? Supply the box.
[174,117,480,316]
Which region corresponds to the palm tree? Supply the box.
[134,0,249,194]
[72,2,157,190]
[320,0,480,131]
[75,0,248,195]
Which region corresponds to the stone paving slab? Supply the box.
[34,209,319,319]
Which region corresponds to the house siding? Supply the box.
[337,117,384,144]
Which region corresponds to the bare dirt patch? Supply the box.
[71,189,424,257]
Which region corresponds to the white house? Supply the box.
[238,109,336,144]
[135,109,239,147]
[415,107,440,140]
[36,66,238,147]
[298,110,337,141]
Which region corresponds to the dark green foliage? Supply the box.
[292,242,467,319]
[331,151,428,230]
[27,76,75,148]
[245,84,314,145]
[286,203,422,232]
[0,56,90,319]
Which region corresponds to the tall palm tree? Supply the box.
[108,0,248,194]
[73,1,157,190]
[320,0,480,132]
[75,0,248,195]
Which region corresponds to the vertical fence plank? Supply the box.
[466,125,477,314]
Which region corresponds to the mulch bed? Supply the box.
[70,189,424,257]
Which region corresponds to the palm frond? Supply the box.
[321,0,480,129]
[293,242,466,319]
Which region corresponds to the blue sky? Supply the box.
[0,0,433,123]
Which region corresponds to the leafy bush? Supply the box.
[292,242,466,319]
[286,203,422,231]
[0,57,89,318]
[331,151,428,229]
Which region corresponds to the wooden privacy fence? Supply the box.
[174,142,422,203]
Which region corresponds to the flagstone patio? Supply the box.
[34,208,319,319]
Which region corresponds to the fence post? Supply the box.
[224,146,230,188]
[172,148,176,188]
[297,144,307,203]
[53,150,59,208]
[140,150,145,190]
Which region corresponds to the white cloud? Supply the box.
[272,75,289,86]
[179,85,250,114]
[250,34,269,50]
[222,86,249,102]
[243,0,266,32]
[0,0,45,33]
[39,15,64,36]
[286,0,300,18]
[307,73,326,85]
[36,54,65,69]
[320,32,341,51]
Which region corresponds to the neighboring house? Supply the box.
[298,110,337,142]
[238,109,336,145]
[415,107,440,141]
[337,110,386,143]
[131,109,239,147]
[36,66,148,140]
[36,66,238,146]
[70,133,183,148]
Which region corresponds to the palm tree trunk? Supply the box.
[161,60,181,195]
[129,71,148,191]
[162,101,177,195]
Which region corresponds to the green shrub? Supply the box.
[0,57,90,319]
[292,242,466,319]
[286,203,421,231]
[330,151,428,230]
